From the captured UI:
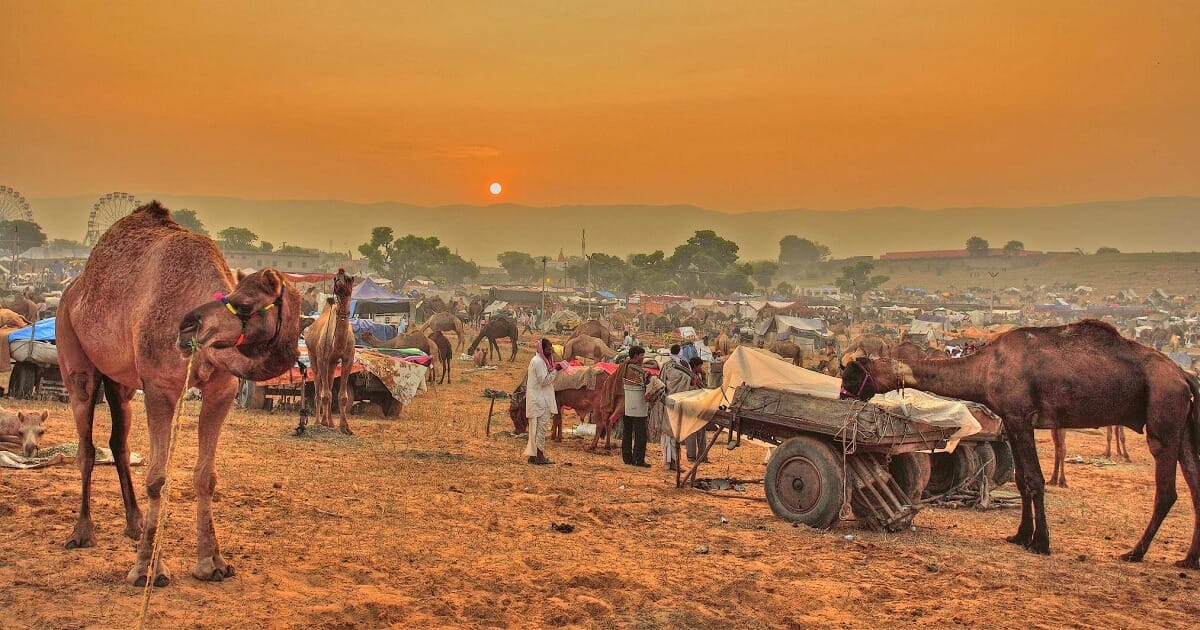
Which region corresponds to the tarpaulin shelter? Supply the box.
[349,278,414,321]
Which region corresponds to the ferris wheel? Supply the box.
[84,192,141,246]
[0,185,34,223]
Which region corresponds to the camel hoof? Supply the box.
[65,537,95,550]
[1119,551,1144,563]
[1174,558,1199,570]
[1005,534,1032,547]
[339,426,353,435]
[124,524,144,541]
[193,558,234,582]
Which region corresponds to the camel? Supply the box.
[562,334,616,362]
[303,270,356,435]
[358,331,441,383]
[467,298,486,324]
[713,331,734,356]
[840,320,1200,567]
[429,330,452,384]
[421,311,465,352]
[570,320,613,346]
[509,370,610,444]
[0,409,47,457]
[840,334,892,368]
[768,340,803,366]
[1108,426,1132,462]
[608,311,630,330]
[473,346,490,368]
[2,291,39,324]
[468,316,520,362]
[58,201,301,586]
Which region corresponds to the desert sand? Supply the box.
[2,339,1198,629]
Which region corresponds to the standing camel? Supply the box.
[1108,426,1132,462]
[58,202,301,586]
[421,311,465,352]
[840,320,1200,568]
[303,270,356,435]
[429,330,453,384]
[469,316,520,362]
[768,340,803,366]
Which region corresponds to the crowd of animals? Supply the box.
[2,202,1197,596]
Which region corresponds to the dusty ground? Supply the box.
[2,338,1199,629]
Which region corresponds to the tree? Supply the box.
[1096,246,1121,255]
[217,226,259,250]
[497,251,538,281]
[1003,240,1024,255]
[358,228,455,288]
[965,236,990,256]
[669,230,740,274]
[0,220,48,254]
[173,209,209,236]
[628,250,671,292]
[567,253,630,292]
[50,238,86,248]
[778,235,831,266]
[835,260,889,304]
[775,281,796,297]
[259,241,274,252]
[439,256,480,286]
[746,261,780,289]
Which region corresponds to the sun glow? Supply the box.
[489,182,502,195]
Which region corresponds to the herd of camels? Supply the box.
[48,202,1200,590]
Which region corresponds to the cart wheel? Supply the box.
[924,445,981,497]
[764,436,845,528]
[973,442,998,488]
[890,452,931,502]
[990,440,1015,487]
[236,379,265,410]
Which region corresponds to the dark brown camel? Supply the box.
[1107,426,1132,462]
[841,320,1200,567]
[768,340,803,366]
[58,202,301,586]
[429,329,452,384]
[303,270,356,434]
[421,311,465,352]
[467,298,486,324]
[468,316,519,362]
[570,320,613,346]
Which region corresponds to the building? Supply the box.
[800,285,841,299]
[222,249,324,273]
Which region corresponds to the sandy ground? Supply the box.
[2,339,1199,629]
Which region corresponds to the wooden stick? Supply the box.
[679,428,724,489]
[485,397,496,437]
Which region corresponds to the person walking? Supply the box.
[523,337,562,465]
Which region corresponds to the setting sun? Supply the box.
[489,182,502,195]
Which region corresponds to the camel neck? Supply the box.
[902,354,989,405]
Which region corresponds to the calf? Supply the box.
[0,409,48,458]
[508,372,610,443]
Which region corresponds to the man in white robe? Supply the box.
[524,338,561,465]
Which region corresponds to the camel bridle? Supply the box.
[840,361,877,401]
[214,280,286,347]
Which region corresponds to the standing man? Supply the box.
[663,344,704,462]
[524,337,562,465]
[602,345,651,467]
[623,329,633,348]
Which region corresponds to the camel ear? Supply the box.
[260,268,284,294]
[236,269,247,282]
[40,409,49,422]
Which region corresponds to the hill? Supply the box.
[24,194,1200,264]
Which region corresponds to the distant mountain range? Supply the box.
[24,194,1200,264]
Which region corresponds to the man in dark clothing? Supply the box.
[602,345,651,467]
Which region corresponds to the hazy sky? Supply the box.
[2,1,1198,211]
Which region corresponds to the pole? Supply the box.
[540,256,548,324]
[586,254,592,320]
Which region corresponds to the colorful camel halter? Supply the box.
[840,361,877,400]
[214,280,286,346]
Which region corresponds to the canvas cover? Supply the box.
[664,346,980,450]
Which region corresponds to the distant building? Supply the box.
[800,285,842,299]
[222,249,324,273]
[880,248,1043,260]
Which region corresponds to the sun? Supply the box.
[489,182,502,195]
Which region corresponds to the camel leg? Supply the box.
[1050,428,1067,488]
[103,377,144,541]
[1105,426,1114,460]
[318,369,333,427]
[192,375,237,581]
[64,371,100,550]
[128,383,177,587]
[510,336,518,362]
[1175,441,1200,569]
[1118,426,1131,462]
[1006,425,1050,553]
[336,357,353,435]
[551,413,562,443]
[1121,437,1180,563]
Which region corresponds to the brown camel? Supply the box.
[468,316,520,362]
[467,298,486,324]
[840,320,1200,567]
[768,340,803,366]
[608,311,630,330]
[840,334,891,368]
[713,331,734,356]
[509,371,610,444]
[421,311,465,351]
[58,201,301,586]
[562,334,616,362]
[570,320,613,346]
[303,270,356,435]
[429,330,452,384]
[358,331,441,383]
[0,409,47,457]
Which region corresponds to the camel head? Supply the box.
[332,268,356,303]
[359,331,381,347]
[839,357,906,401]
[177,268,301,381]
[11,410,47,458]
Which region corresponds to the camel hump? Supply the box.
[1071,319,1122,337]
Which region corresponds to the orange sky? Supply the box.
[2,1,1198,211]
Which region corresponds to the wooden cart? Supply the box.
[699,385,962,532]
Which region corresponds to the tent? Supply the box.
[349,278,413,322]
[539,309,582,331]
